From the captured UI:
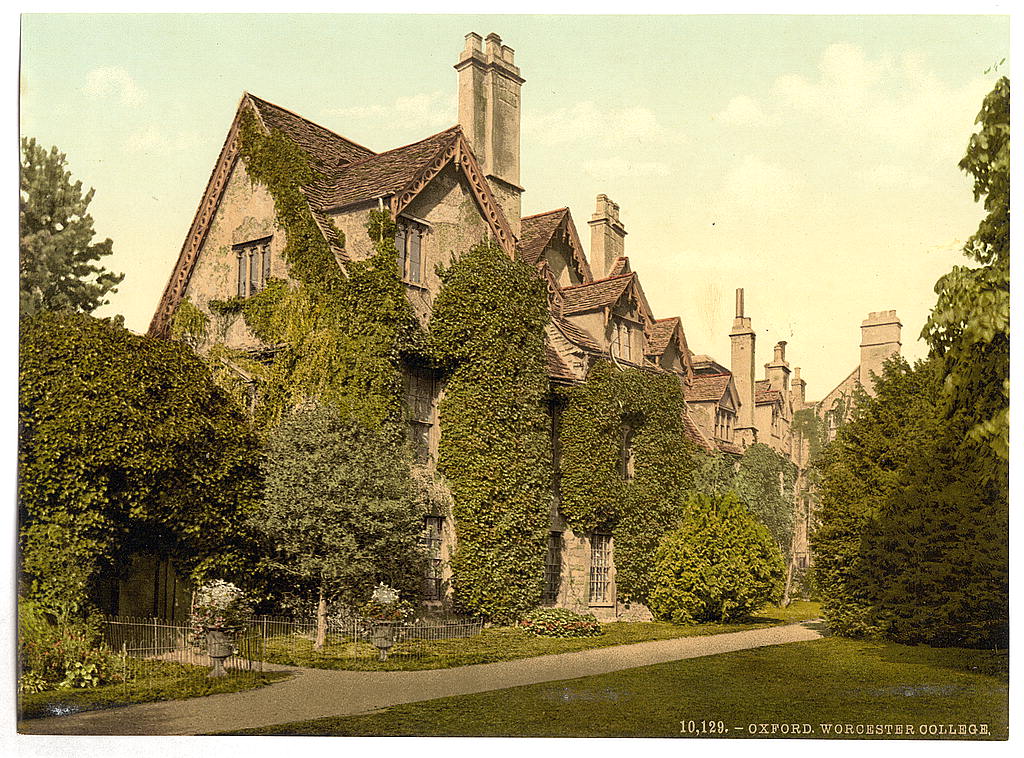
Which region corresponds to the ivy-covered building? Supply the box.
[150,31,814,621]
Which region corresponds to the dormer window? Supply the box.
[715,408,735,442]
[611,319,634,363]
[235,237,272,297]
[396,219,426,284]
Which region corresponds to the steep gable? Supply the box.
[519,208,593,283]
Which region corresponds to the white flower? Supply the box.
[370,582,400,605]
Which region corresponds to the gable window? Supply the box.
[395,219,426,285]
[715,408,735,442]
[542,532,563,604]
[421,516,444,601]
[235,237,272,298]
[403,367,437,464]
[589,533,613,604]
[611,320,633,363]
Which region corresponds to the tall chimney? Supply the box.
[791,366,806,408]
[859,310,901,395]
[588,194,627,279]
[730,287,757,447]
[455,32,524,235]
[765,340,791,392]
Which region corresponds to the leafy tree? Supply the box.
[18,312,261,614]
[732,444,797,556]
[20,138,124,317]
[251,403,424,648]
[922,77,1009,460]
[648,492,784,624]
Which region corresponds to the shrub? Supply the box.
[17,599,121,692]
[648,493,784,624]
[520,608,603,638]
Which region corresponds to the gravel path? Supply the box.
[18,620,825,736]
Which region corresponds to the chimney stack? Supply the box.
[455,32,524,235]
[765,340,792,392]
[588,194,627,279]
[859,310,901,395]
[729,287,757,447]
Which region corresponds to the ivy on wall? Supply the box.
[557,360,700,604]
[429,240,552,624]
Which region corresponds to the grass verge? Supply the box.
[227,637,1007,739]
[261,601,822,671]
[19,659,291,721]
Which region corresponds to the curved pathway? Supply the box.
[19,620,825,736]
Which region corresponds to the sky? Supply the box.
[18,12,1010,399]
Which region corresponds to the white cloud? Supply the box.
[524,101,684,149]
[715,95,769,128]
[83,67,146,107]
[326,91,455,132]
[125,127,198,154]
[582,158,671,180]
[722,155,803,203]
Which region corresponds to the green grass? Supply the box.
[261,601,822,671]
[19,659,291,721]
[228,637,1008,739]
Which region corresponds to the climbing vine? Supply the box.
[429,240,552,624]
[557,360,700,604]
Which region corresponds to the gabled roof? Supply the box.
[687,373,732,403]
[551,313,604,354]
[519,208,593,282]
[307,127,461,211]
[691,354,731,375]
[545,344,577,383]
[246,93,376,169]
[682,411,715,453]
[607,257,630,277]
[560,273,636,315]
[755,379,783,405]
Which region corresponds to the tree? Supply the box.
[251,403,424,649]
[922,77,1009,460]
[20,138,124,317]
[19,312,261,614]
[648,492,784,624]
[732,444,797,556]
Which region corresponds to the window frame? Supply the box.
[588,533,614,606]
[421,516,444,601]
[234,236,272,298]
[542,531,563,605]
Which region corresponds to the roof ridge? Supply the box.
[521,207,569,221]
[327,125,462,176]
[561,272,634,291]
[244,92,378,158]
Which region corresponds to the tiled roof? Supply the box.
[560,274,634,314]
[608,257,630,277]
[520,209,568,266]
[692,355,730,374]
[646,317,679,356]
[755,379,782,405]
[307,126,461,210]
[687,373,731,403]
[247,94,376,169]
[682,412,715,453]
[545,344,577,383]
[551,314,604,354]
[717,440,743,456]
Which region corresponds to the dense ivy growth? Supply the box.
[229,111,419,432]
[429,240,552,623]
[648,492,784,623]
[19,312,261,613]
[557,360,700,604]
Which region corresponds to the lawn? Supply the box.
[261,601,822,671]
[229,636,1008,739]
[19,659,291,721]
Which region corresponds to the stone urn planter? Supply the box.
[206,629,234,678]
[368,622,400,661]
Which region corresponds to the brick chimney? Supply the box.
[859,310,901,395]
[455,32,524,235]
[765,340,791,392]
[791,366,806,408]
[588,194,627,279]
[729,287,757,447]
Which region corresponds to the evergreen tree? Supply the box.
[20,138,124,317]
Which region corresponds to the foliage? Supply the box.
[648,492,784,624]
[922,77,1009,460]
[17,599,121,692]
[519,608,602,638]
[232,111,419,433]
[250,403,425,614]
[169,296,209,347]
[19,138,124,317]
[791,407,827,461]
[556,360,700,604]
[429,240,552,624]
[812,357,1008,647]
[360,583,415,622]
[18,312,262,613]
[731,444,797,555]
[190,580,253,646]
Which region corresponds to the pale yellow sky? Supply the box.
[18,13,1010,397]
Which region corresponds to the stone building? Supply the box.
[146,31,864,619]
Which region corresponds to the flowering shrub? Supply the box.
[520,608,603,638]
[359,583,415,622]
[17,599,121,692]
[190,580,253,646]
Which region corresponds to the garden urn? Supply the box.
[369,622,398,661]
[206,629,233,677]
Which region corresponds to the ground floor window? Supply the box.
[542,532,563,604]
[589,533,613,604]
[422,516,444,600]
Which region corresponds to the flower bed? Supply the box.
[519,608,602,638]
